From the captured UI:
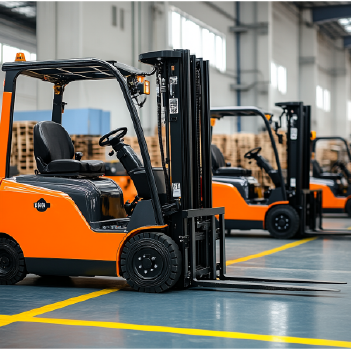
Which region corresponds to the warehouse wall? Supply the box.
[2,2,351,139]
[0,18,37,112]
[271,3,299,112]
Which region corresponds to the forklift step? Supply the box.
[192,279,341,292]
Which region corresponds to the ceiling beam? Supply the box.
[312,4,351,23]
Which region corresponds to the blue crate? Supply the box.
[13,109,110,135]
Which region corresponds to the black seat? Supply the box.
[312,160,342,181]
[211,144,252,177]
[34,121,105,176]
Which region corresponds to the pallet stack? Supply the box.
[315,140,342,171]
[70,135,89,158]
[211,129,288,188]
[9,120,289,184]
[11,121,36,175]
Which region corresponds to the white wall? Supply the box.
[0,18,37,114]
[2,1,351,138]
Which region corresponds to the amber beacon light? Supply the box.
[15,53,26,62]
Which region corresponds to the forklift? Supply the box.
[211,102,351,239]
[0,52,344,292]
[310,136,351,216]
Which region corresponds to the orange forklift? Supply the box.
[0,52,344,292]
[211,103,351,239]
[310,137,351,216]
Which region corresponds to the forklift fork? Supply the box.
[184,208,346,293]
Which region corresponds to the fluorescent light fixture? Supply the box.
[338,18,350,25]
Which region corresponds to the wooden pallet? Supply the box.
[11,121,37,174]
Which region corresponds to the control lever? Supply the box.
[125,196,140,216]
[75,152,83,161]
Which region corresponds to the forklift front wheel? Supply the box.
[265,205,300,239]
[345,199,351,217]
[0,237,26,285]
[120,232,182,293]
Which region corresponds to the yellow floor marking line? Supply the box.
[0,315,348,348]
[0,288,119,328]
[226,237,317,266]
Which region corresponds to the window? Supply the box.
[316,85,323,109]
[316,85,330,111]
[169,7,226,72]
[277,66,287,94]
[271,62,277,89]
[1,43,36,63]
[323,89,330,112]
[271,62,287,94]
[112,6,117,27]
[120,8,124,30]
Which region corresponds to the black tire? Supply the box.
[345,199,351,217]
[265,205,300,239]
[120,232,182,293]
[0,237,26,285]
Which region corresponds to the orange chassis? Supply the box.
[212,182,288,229]
[309,182,351,214]
[0,177,166,277]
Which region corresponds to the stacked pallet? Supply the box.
[211,129,288,188]
[70,135,89,158]
[87,136,106,161]
[315,140,342,171]
[11,121,36,175]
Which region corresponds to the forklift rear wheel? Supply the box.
[120,232,182,293]
[0,237,26,285]
[345,199,351,217]
[266,205,300,239]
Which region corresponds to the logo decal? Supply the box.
[34,198,51,212]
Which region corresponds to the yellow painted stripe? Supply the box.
[226,237,317,266]
[0,315,348,348]
[15,288,119,318]
[0,288,119,328]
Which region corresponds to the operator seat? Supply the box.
[211,145,252,177]
[33,121,105,176]
[312,160,342,181]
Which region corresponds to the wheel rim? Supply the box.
[274,214,290,232]
[133,248,164,280]
[0,248,16,277]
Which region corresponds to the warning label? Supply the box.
[169,98,178,114]
[172,183,181,197]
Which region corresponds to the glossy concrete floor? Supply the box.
[1,215,351,348]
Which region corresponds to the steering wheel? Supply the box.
[99,127,127,147]
[244,147,262,160]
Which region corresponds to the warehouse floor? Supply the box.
[1,215,351,348]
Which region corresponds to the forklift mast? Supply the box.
[140,50,221,287]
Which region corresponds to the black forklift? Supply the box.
[0,51,345,292]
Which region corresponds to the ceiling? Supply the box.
[295,1,351,40]
[0,2,350,44]
[0,1,36,31]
